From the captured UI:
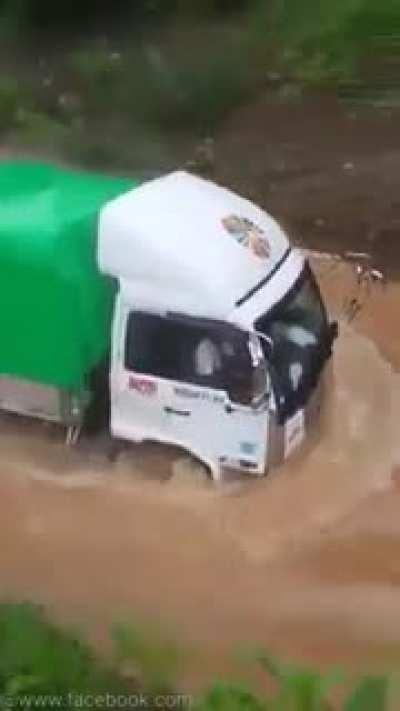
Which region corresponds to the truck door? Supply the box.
[111,308,269,477]
[110,307,169,444]
[161,320,270,477]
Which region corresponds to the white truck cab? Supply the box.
[99,171,336,480]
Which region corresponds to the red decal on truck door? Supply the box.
[128,376,157,396]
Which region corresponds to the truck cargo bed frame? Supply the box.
[0,375,88,444]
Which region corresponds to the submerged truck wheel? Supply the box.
[170,456,211,486]
[83,358,111,436]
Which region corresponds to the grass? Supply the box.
[0,0,398,170]
[0,604,182,708]
[0,18,263,169]
[0,604,126,698]
[0,604,394,710]
[67,38,257,134]
[0,76,26,130]
[258,0,400,102]
[196,651,391,710]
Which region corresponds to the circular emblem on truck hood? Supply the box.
[222,215,271,259]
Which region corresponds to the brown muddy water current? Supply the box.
[1,260,400,687]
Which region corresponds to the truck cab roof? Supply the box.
[98,171,293,322]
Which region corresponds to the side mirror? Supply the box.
[254,331,274,360]
[248,333,270,409]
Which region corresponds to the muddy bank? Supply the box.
[0,262,400,685]
[214,94,400,276]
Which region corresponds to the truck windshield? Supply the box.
[255,262,331,422]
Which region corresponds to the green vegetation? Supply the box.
[196,651,390,710]
[0,604,180,708]
[0,0,252,29]
[0,604,131,700]
[0,0,397,169]
[0,77,22,130]
[67,42,255,132]
[265,0,400,103]
[0,604,394,710]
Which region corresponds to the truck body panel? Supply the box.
[0,375,87,426]
[0,161,136,390]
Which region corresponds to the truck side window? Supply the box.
[125,312,254,404]
[125,312,179,380]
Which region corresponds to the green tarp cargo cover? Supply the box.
[0,161,138,390]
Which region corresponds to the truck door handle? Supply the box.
[164,407,191,417]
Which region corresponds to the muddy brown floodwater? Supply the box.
[1,257,400,689]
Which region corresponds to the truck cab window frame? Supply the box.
[125,311,261,406]
[255,261,331,422]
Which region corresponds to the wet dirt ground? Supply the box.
[1,97,400,689]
